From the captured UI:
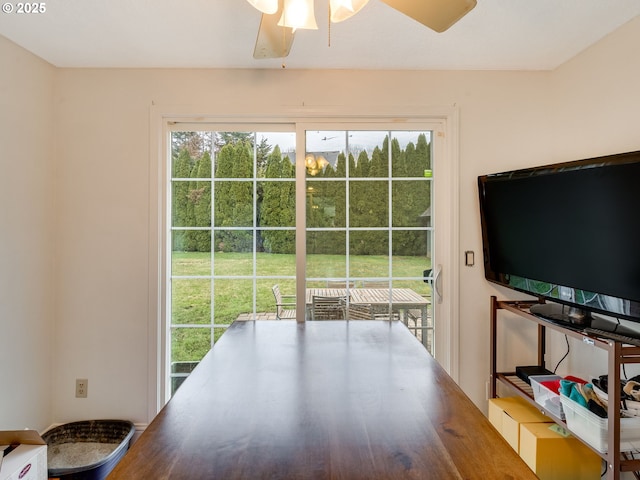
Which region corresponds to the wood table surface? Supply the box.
[108,321,535,479]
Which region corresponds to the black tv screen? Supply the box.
[478,150,640,324]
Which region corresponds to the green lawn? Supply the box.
[170,252,431,363]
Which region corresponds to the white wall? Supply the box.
[0,36,54,431]
[547,17,640,381]
[458,15,640,407]
[1,14,639,431]
[51,66,555,424]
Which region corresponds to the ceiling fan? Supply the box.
[247,0,477,59]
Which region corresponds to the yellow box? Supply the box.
[488,397,552,451]
[488,397,529,432]
[519,422,601,480]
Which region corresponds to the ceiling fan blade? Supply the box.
[379,0,476,33]
[253,11,295,59]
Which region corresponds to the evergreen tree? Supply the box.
[172,148,192,251]
[214,144,236,252]
[369,146,386,177]
[332,153,347,228]
[348,152,357,177]
[226,141,253,252]
[261,146,295,253]
[181,157,199,251]
[334,152,346,177]
[355,150,370,177]
[193,152,212,252]
[390,137,405,177]
[261,146,283,225]
[415,133,431,172]
[392,135,431,255]
[275,159,296,253]
[256,137,272,178]
[377,136,390,177]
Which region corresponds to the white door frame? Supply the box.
[148,106,460,417]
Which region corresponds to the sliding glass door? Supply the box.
[165,120,447,400]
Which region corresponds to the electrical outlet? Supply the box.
[76,378,88,398]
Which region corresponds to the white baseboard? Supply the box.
[131,423,147,443]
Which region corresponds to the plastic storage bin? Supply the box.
[560,395,640,453]
[530,375,564,420]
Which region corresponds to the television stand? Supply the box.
[490,296,640,480]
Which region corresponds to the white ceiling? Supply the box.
[1,0,639,70]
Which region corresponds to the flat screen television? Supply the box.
[478,150,640,328]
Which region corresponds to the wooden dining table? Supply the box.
[107,320,535,480]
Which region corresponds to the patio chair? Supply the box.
[339,298,374,320]
[272,284,297,320]
[312,295,346,320]
[371,305,400,322]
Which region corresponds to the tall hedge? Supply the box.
[172,133,431,257]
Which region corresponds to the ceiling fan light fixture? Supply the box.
[246,0,279,15]
[278,0,318,31]
[330,0,369,23]
[378,0,476,33]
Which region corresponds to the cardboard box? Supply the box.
[519,422,601,480]
[488,397,552,451]
[488,396,529,432]
[0,431,46,480]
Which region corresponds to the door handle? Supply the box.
[434,264,443,304]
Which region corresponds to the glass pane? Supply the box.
[213,247,253,277]
[213,279,253,325]
[171,181,211,228]
[257,132,296,179]
[391,131,431,178]
[392,229,428,258]
[172,229,211,256]
[307,180,345,228]
[306,131,347,178]
[171,279,211,325]
[391,230,430,277]
[171,247,211,276]
[391,180,431,228]
[307,231,347,279]
[212,228,253,255]
[349,230,388,260]
[214,134,254,178]
[258,180,295,227]
[257,231,296,275]
[350,180,388,228]
[171,131,214,177]
[171,327,211,363]
[213,180,253,227]
[347,131,389,179]
[257,279,293,314]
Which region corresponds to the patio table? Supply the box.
[306,287,429,323]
